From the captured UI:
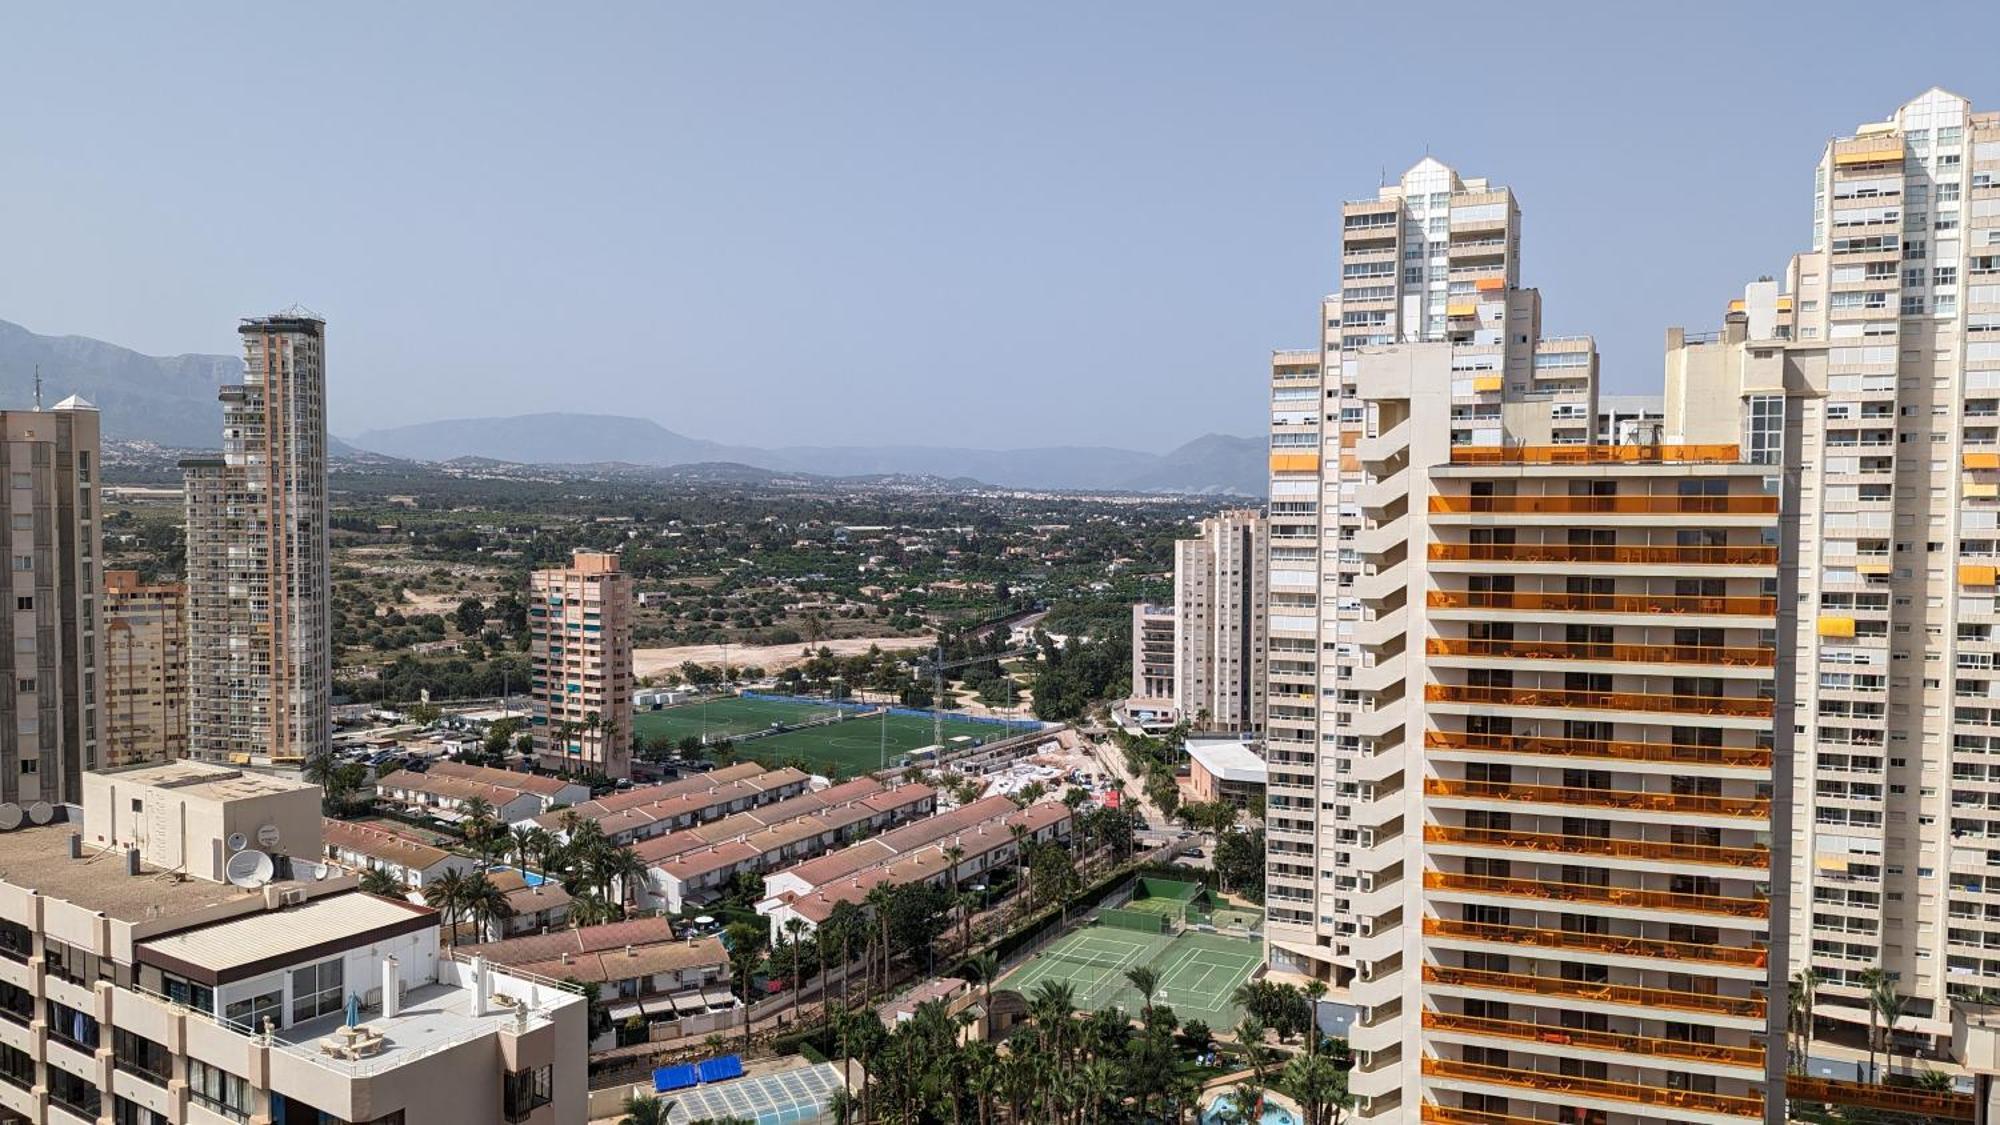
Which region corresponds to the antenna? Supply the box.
[32,366,41,412]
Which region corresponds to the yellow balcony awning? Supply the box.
[1963,564,1999,587]
[1968,481,2000,499]
[1834,146,1904,166]
[1447,302,1478,318]
[1856,562,1891,576]
[1270,452,1320,473]
[1967,452,2000,470]
[1471,374,1503,393]
[1473,277,1506,292]
[1728,299,1746,313]
[1816,616,1856,638]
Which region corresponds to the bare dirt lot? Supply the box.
[634,635,936,679]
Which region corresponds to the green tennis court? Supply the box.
[634,696,1043,776]
[998,922,1262,1027]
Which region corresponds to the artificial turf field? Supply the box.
[998,923,1263,1027]
[632,695,1040,776]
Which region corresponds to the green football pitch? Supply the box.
[632,696,1041,776]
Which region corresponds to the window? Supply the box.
[46,999,98,1051]
[0,919,28,963]
[225,988,283,1033]
[49,1069,101,1118]
[0,1044,29,1091]
[160,973,214,1015]
[113,1028,172,1086]
[503,1065,553,1122]
[0,981,30,1026]
[113,1097,169,1125]
[44,939,109,987]
[291,958,345,1023]
[188,1060,250,1122]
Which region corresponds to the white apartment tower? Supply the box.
[1268,159,1794,1123]
[1174,509,1269,733]
[182,312,332,764]
[1664,88,2000,1075]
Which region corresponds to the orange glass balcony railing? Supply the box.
[1422,916,1770,969]
[1786,1075,1975,1122]
[1423,824,1770,869]
[1423,870,1771,919]
[1428,494,1779,516]
[1427,589,1778,617]
[1425,636,1775,668]
[1423,777,1771,819]
[1429,541,1779,566]
[1421,1010,1765,1068]
[1423,730,1772,769]
[1420,1057,1763,1118]
[1424,683,1774,719]
[1419,1107,1563,1125]
[1421,964,1767,1019]
[1446,444,1743,466]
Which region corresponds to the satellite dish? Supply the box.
[225,849,275,888]
[26,803,52,826]
[256,824,281,848]
[309,862,329,881]
[226,833,248,853]
[0,805,22,831]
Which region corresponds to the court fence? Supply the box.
[1098,906,1172,934]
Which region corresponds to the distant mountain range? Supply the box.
[0,318,1263,494]
[349,413,1264,495]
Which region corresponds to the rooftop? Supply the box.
[1186,739,1268,785]
[0,822,316,925]
[322,818,454,871]
[137,891,435,984]
[100,760,313,802]
[424,761,579,798]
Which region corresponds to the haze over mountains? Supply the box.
[0,318,1263,494]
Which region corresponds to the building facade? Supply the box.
[1265,159,1794,1122]
[1128,602,1177,717]
[0,399,104,804]
[1662,87,2000,1068]
[182,313,331,764]
[1174,509,1268,733]
[529,551,633,779]
[102,570,187,766]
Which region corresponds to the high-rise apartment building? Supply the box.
[1662,87,2000,1070]
[1175,509,1268,734]
[103,570,188,766]
[529,551,633,779]
[182,312,332,765]
[1267,159,1793,1122]
[0,399,103,803]
[1127,602,1177,719]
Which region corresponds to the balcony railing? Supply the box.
[1427,589,1778,617]
[1429,494,1778,516]
[1425,637,1774,668]
[1423,824,1769,869]
[1446,444,1742,465]
[1786,1075,1975,1121]
[1422,916,1770,969]
[1423,869,1771,919]
[1420,1057,1762,1117]
[1421,964,1767,1019]
[1429,541,1779,566]
[1421,1010,1764,1068]
[1423,729,1772,769]
[1423,777,1770,819]
[1424,683,1774,719]
[1419,1107,1564,1125]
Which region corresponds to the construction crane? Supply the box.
[918,643,1036,751]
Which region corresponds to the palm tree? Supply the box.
[964,951,1001,1032]
[600,846,649,916]
[1867,972,1908,1083]
[618,1093,669,1125]
[460,872,516,942]
[1860,966,1888,1082]
[566,890,619,928]
[1281,1050,1350,1125]
[725,922,766,1051]
[1125,965,1159,1022]
[1235,1015,1271,1085]
[865,884,896,994]
[359,867,405,897]
[509,824,539,874]
[1303,978,1329,1056]
[1791,967,1823,1070]
[423,869,470,945]
[782,917,809,1027]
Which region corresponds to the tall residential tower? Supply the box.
[182,312,331,764]
[529,551,633,779]
[103,569,188,765]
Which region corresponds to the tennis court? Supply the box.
[634,696,1041,776]
[998,922,1262,1027]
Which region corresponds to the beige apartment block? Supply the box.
[103,571,187,767]
[1127,601,1177,713]
[0,400,104,804]
[1175,509,1268,734]
[529,552,634,780]
[1662,87,2000,1073]
[0,761,588,1125]
[1266,158,1795,1123]
[182,313,332,765]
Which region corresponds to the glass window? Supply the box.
[0,919,30,962]
[188,1060,251,1122]
[504,1066,553,1123]
[114,1097,169,1125]
[113,1028,172,1085]
[0,1044,30,1090]
[46,999,99,1051]
[225,989,283,1033]
[48,1068,100,1119]
[161,974,215,1015]
[291,958,345,1024]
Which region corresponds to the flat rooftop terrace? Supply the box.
[0,823,310,924]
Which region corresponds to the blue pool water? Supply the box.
[488,865,547,887]
[1202,1094,1297,1125]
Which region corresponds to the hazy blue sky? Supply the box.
[1,4,1995,449]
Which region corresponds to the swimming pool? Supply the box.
[487,865,547,887]
[1201,1093,1298,1125]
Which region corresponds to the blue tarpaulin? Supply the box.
[696,1055,745,1083]
[653,1064,699,1092]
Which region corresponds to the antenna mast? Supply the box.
[32,366,42,411]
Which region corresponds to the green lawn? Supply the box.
[633,696,1043,776]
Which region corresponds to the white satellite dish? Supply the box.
[309,862,329,881]
[225,849,275,888]
[0,805,22,831]
[255,824,281,848]
[226,833,248,853]
[25,803,52,826]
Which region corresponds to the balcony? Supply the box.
[1422,870,1770,920]
[1429,494,1777,516]
[1419,1108,1564,1125]
[1424,683,1773,720]
[1447,444,1742,466]
[1427,589,1778,617]
[1422,916,1769,969]
[1423,730,1771,769]
[1421,1010,1764,1068]
[1428,542,1778,566]
[1786,1075,1974,1121]
[1423,824,1769,869]
[1423,777,1770,818]
[1425,637,1773,668]
[1421,964,1766,1019]
[1420,1057,1762,1118]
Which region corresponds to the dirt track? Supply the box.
[633,635,936,679]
